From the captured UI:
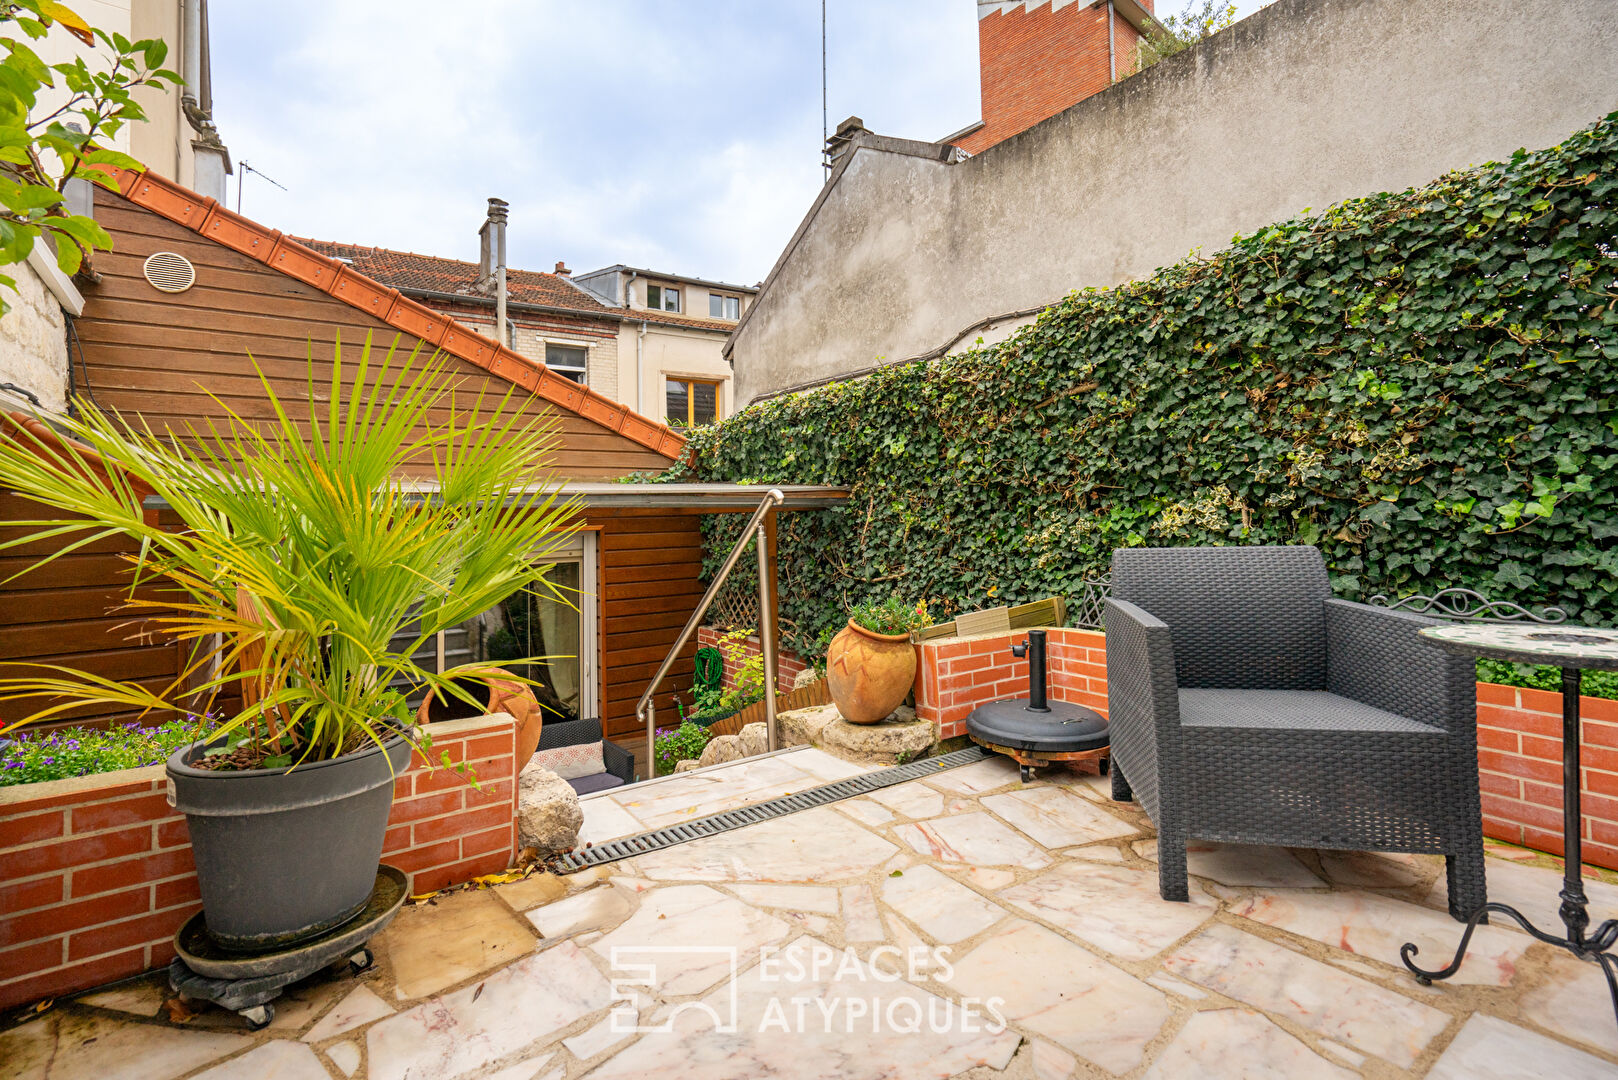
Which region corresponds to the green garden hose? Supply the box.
[694,647,724,694]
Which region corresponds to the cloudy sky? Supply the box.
[210,1,1266,287]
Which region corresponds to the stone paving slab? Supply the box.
[4,754,1618,1079]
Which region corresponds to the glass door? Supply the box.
[401,532,598,721]
[482,559,589,725]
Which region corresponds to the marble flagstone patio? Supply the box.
[5,749,1618,1079]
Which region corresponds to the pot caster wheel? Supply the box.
[240,1003,273,1031]
[1019,764,1034,783]
[348,947,374,976]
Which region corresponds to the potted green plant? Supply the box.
[0,338,576,950]
[826,598,930,724]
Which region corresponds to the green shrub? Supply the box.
[654,720,711,774]
[1,717,213,787]
[848,598,931,637]
[673,116,1618,661]
[1476,658,1618,701]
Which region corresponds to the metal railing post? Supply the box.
[756,518,778,752]
[638,488,785,775]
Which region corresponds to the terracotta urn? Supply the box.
[418,669,545,762]
[826,619,917,724]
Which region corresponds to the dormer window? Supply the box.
[646,284,680,313]
[709,294,740,320]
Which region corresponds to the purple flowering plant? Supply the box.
[0,713,215,787]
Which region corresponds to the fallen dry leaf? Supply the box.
[164,998,199,1023]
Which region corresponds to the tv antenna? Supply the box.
[236,161,288,214]
[822,0,829,176]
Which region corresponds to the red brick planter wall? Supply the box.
[0,714,518,1012]
[914,627,1107,740]
[913,628,1618,871]
[696,626,807,697]
[1476,683,1618,869]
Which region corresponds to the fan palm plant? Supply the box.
[0,334,580,771]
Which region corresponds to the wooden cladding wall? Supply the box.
[0,494,185,731]
[75,194,671,481]
[594,510,706,750]
[2,194,687,736]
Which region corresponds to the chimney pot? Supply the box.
[555,261,570,276]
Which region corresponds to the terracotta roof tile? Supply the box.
[298,238,740,334]
[295,239,615,314]
[622,307,740,334]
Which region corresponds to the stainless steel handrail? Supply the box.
[638,487,784,775]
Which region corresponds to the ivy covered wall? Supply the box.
[670,116,1618,660]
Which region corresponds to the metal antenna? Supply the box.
[236,161,288,214]
[822,0,829,176]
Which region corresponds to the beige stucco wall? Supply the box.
[128,0,185,186]
[730,0,1618,405]
[31,0,218,196]
[628,276,752,323]
[0,261,71,415]
[613,321,734,424]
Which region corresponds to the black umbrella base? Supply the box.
[966,699,1110,782]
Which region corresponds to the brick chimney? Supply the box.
[956,0,1153,156]
[554,261,571,276]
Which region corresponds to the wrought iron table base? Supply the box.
[1402,666,1618,1025]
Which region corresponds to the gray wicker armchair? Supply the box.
[1104,545,1485,919]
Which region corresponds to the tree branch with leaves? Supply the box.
[1131,1,1240,74]
[0,0,180,313]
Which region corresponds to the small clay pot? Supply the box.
[826,619,917,724]
[418,670,544,762]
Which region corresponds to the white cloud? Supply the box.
[209,0,979,283]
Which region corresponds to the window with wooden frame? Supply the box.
[665,377,720,428]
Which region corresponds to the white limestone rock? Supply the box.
[517,761,582,856]
[738,721,769,757]
[698,734,743,767]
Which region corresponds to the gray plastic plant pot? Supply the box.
[167,733,412,953]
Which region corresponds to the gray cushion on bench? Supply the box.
[567,772,626,795]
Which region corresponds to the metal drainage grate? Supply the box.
[547,745,992,874]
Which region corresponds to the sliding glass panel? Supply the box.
[464,561,583,726]
[665,378,689,427]
[692,381,717,426]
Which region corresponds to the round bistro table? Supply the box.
[1408,623,1618,1022]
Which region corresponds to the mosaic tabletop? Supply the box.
[1420,623,1618,671]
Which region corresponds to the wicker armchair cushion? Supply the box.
[1112,545,1331,690]
[1178,689,1446,734]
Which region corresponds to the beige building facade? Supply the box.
[32,0,231,201]
[574,266,755,428]
[2,0,229,418]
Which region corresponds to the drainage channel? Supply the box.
[546,745,992,874]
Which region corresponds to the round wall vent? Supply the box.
[143,251,196,293]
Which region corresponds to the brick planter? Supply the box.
[912,627,1618,872]
[914,627,1107,740]
[0,714,519,1012]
